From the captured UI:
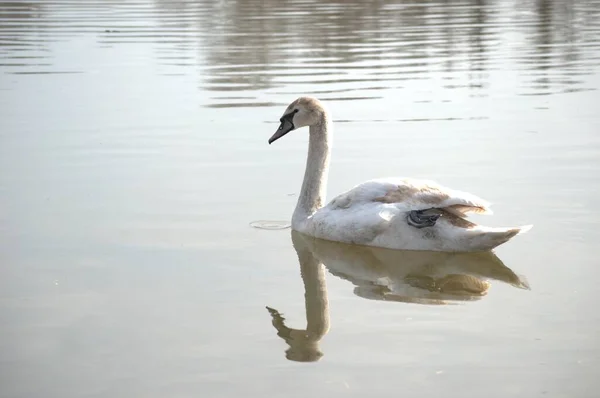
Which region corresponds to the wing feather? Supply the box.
[331,177,492,216]
[376,178,492,215]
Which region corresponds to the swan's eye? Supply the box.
[293,109,299,113]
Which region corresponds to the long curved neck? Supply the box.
[293,115,331,225]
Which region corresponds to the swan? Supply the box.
[268,96,532,252]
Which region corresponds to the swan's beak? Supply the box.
[269,118,295,144]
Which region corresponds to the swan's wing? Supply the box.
[328,177,492,216]
[313,178,527,251]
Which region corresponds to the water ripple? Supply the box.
[1,0,599,108]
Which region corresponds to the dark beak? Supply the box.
[269,114,295,144]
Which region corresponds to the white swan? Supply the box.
[268,96,532,252]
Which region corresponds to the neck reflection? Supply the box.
[266,231,330,362]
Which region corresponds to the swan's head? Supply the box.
[268,96,325,144]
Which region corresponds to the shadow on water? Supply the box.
[266,231,529,362]
[2,0,599,100]
[0,2,47,62]
[516,0,596,95]
[180,0,599,106]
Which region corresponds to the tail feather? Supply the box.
[466,225,532,251]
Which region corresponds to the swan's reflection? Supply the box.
[265,233,330,362]
[266,231,529,362]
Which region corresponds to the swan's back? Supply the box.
[297,178,530,252]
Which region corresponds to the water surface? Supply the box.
[1,0,599,397]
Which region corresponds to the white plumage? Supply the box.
[268,97,532,252]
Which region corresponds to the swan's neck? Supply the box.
[292,116,331,226]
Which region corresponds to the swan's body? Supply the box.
[269,96,531,252]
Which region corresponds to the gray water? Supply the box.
[1,0,599,397]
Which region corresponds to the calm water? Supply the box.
[1,0,599,397]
